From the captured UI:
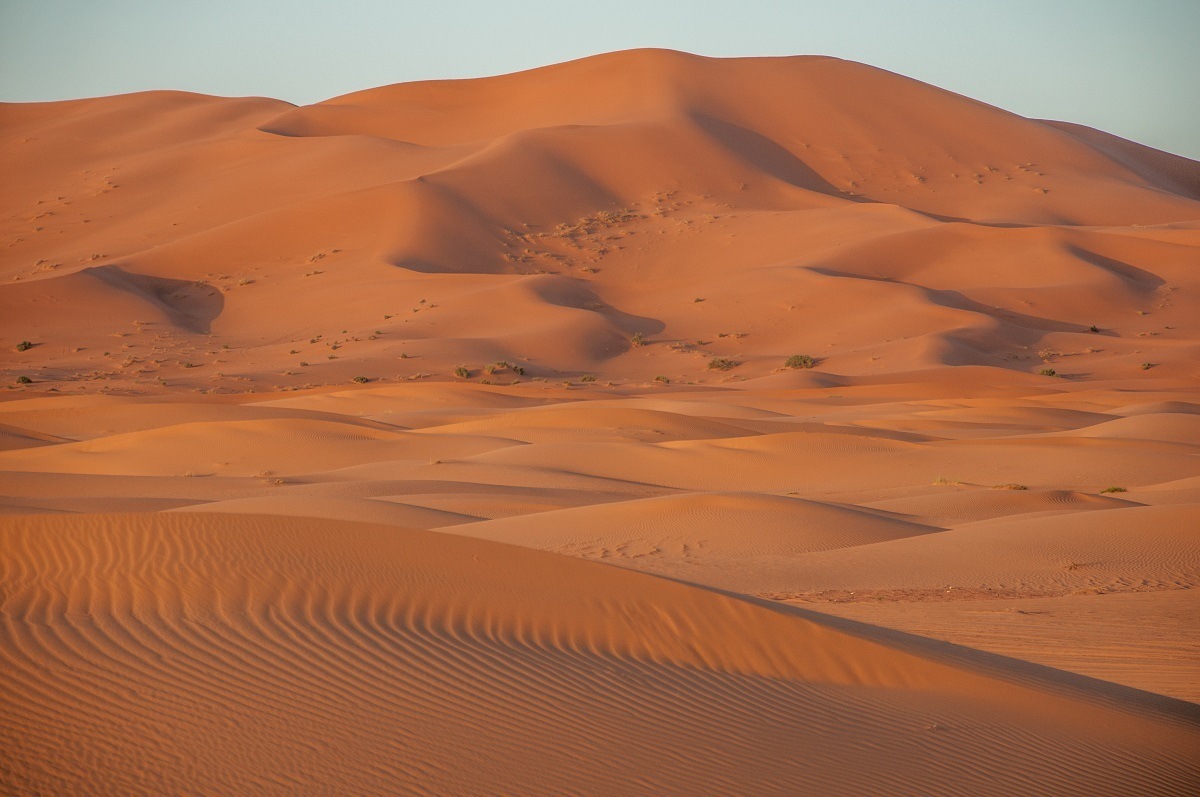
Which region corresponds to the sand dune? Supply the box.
[3,48,1200,794]
[5,50,1200,389]
[452,491,939,589]
[3,512,1198,796]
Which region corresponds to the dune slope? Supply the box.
[3,49,1199,390]
[2,512,1198,796]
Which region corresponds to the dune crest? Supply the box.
[3,512,1198,796]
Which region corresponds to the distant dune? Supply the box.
[2,50,1199,794]
[3,48,1198,389]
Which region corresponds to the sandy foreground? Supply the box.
[2,50,1199,794]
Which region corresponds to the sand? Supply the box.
[2,49,1199,794]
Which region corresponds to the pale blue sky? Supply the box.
[2,0,1197,158]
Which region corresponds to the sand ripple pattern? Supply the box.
[2,513,1198,796]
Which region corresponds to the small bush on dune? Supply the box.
[454,366,470,379]
[707,358,739,371]
[16,375,32,384]
[785,354,814,369]
[1039,368,1057,377]
[15,341,33,352]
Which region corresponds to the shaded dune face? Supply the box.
[2,513,1199,796]
[2,48,1199,389]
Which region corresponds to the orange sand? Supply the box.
[2,50,1199,794]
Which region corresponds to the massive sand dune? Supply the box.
[3,513,1198,796]
[2,49,1199,794]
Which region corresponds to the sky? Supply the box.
[2,0,1197,159]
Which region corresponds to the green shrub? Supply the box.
[1100,486,1127,494]
[785,354,814,369]
[454,366,470,379]
[631,332,646,347]
[707,358,740,371]
[16,375,32,384]
[15,340,33,352]
[1039,368,1057,377]
[352,376,370,384]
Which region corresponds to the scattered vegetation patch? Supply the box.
[454,366,470,379]
[1089,325,1099,333]
[15,340,33,352]
[785,354,815,369]
[1141,362,1155,371]
[1100,486,1127,494]
[483,361,524,376]
[16,375,32,384]
[707,358,740,371]
[352,376,370,384]
[655,375,670,384]
[630,332,646,347]
[1039,368,1057,377]
[580,374,597,382]
[993,483,1028,490]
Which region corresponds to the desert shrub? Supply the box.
[15,341,33,352]
[1039,368,1057,377]
[707,358,740,371]
[454,366,470,379]
[631,332,646,347]
[352,376,369,384]
[580,374,597,382]
[785,354,814,369]
[1100,486,1127,494]
[655,375,670,384]
[16,375,32,384]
